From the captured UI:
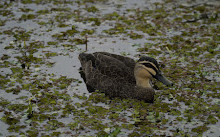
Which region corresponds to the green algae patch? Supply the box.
[86,6,99,13]
[7,104,28,113]
[45,52,58,58]
[192,125,209,134]
[0,98,10,107]
[128,32,144,39]
[1,114,20,125]
[19,14,37,21]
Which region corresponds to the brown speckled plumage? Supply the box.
[78,52,172,103]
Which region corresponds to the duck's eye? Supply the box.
[142,63,158,72]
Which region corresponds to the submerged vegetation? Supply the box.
[0,0,219,136]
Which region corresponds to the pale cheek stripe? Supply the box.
[147,68,156,75]
[149,62,158,71]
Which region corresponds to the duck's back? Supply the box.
[93,52,136,70]
[79,52,136,83]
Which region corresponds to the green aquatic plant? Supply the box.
[86,6,99,13]
[19,14,36,20]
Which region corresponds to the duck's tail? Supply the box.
[79,53,96,63]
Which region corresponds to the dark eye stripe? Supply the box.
[138,56,159,69]
[142,63,158,72]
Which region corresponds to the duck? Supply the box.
[78,52,172,103]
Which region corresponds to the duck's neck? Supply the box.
[136,77,152,88]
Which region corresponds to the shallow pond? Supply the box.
[0,0,219,136]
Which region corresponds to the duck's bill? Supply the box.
[154,73,173,86]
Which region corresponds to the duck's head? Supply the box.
[134,56,173,88]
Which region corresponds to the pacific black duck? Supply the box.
[78,52,172,103]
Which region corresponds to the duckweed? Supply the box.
[19,14,36,20]
[86,6,99,13]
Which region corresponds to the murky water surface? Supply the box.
[0,0,219,136]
